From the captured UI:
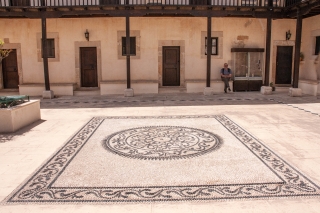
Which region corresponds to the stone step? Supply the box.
[0,89,20,96]
[158,87,187,94]
[74,89,100,96]
[274,87,290,92]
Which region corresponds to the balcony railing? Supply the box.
[0,0,307,8]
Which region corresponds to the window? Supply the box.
[315,36,320,55]
[37,32,59,62]
[42,39,55,58]
[205,37,218,55]
[122,37,136,56]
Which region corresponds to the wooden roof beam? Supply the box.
[287,0,320,18]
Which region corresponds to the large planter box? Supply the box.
[0,100,41,133]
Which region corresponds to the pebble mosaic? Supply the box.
[3,115,320,204]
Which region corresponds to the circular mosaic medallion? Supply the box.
[102,126,221,160]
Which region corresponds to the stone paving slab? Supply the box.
[0,91,320,212]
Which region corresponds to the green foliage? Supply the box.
[0,39,12,60]
[300,52,304,61]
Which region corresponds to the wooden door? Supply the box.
[275,46,293,85]
[80,47,98,87]
[2,49,19,89]
[163,46,180,86]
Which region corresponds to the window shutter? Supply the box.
[315,36,320,55]
[47,39,55,58]
[122,37,136,56]
[130,37,136,55]
[122,37,126,55]
[205,37,218,55]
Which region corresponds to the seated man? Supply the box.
[220,63,232,93]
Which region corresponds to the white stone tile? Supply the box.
[267,198,320,213]
[152,203,193,213]
[1,92,320,211]
[191,200,277,213]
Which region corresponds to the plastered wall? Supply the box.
[300,15,320,80]
[0,16,303,88]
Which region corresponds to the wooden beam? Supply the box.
[0,7,286,19]
[287,0,320,18]
[264,17,272,86]
[292,9,302,88]
[206,16,212,88]
[41,15,50,91]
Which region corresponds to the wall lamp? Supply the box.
[286,30,291,40]
[84,29,89,41]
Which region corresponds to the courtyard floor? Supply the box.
[0,90,320,213]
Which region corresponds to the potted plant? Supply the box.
[269,82,275,91]
[300,52,304,61]
[0,39,12,63]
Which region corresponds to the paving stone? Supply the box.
[0,91,320,212]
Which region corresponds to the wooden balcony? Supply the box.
[0,0,289,7]
[0,0,319,18]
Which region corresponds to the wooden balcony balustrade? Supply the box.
[0,0,306,8]
[0,0,318,19]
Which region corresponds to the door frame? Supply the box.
[0,43,22,90]
[75,41,101,89]
[80,47,98,87]
[2,49,19,88]
[158,40,185,88]
[272,40,295,86]
[275,46,293,85]
[162,46,180,86]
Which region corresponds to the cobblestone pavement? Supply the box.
[1,91,320,213]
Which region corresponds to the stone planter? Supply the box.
[0,100,41,133]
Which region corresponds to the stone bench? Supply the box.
[100,80,158,95]
[298,79,319,96]
[19,83,76,96]
[186,79,233,93]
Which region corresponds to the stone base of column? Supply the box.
[124,88,134,97]
[260,86,272,95]
[288,88,302,97]
[203,87,213,96]
[42,90,54,99]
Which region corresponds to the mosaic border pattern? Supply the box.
[4,115,320,204]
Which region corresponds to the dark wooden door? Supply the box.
[276,46,293,85]
[80,47,98,87]
[163,46,180,86]
[2,49,19,89]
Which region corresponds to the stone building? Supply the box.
[0,0,319,97]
